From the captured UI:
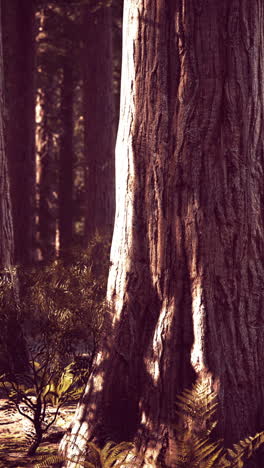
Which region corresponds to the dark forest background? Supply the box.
[0,2,124,461]
[3,0,122,265]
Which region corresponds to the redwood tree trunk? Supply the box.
[83,2,115,240]
[61,1,264,466]
[59,62,74,257]
[0,34,13,271]
[2,0,36,266]
[0,9,28,373]
[37,82,58,262]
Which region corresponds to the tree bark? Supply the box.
[0,6,28,373]
[2,0,36,266]
[37,79,59,262]
[60,1,264,466]
[59,62,74,257]
[0,22,13,271]
[83,2,115,240]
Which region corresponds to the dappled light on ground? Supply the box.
[0,398,76,467]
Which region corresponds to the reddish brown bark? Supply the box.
[59,62,74,256]
[83,2,115,240]
[0,7,28,373]
[37,73,60,262]
[0,28,13,270]
[61,1,264,466]
[2,0,36,266]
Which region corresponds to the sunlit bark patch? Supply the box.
[191,281,206,374]
[144,305,169,385]
[65,420,89,466]
[107,3,140,322]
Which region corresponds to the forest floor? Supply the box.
[0,399,76,467]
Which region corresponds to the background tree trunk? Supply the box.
[0,7,28,373]
[2,0,36,266]
[37,77,59,262]
[0,33,13,271]
[61,1,264,466]
[83,2,115,240]
[59,61,74,257]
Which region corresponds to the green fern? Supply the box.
[92,441,134,467]
[34,454,95,467]
[35,379,264,467]
[171,379,264,468]
[175,379,218,439]
[34,440,134,467]
[219,432,264,467]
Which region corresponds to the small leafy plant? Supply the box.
[0,234,111,460]
[0,344,87,455]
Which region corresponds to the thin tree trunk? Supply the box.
[59,62,74,257]
[36,8,62,262]
[83,2,115,240]
[2,0,36,266]
[27,430,43,456]
[37,84,58,262]
[61,1,264,466]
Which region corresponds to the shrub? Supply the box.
[0,233,111,456]
[0,344,87,455]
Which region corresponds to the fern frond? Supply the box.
[99,441,134,467]
[176,382,217,415]
[217,431,264,468]
[34,454,95,467]
[35,441,135,467]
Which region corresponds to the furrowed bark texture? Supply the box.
[2,0,36,265]
[0,21,13,270]
[61,1,264,466]
[0,9,28,373]
[83,2,115,239]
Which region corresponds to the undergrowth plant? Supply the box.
[0,344,87,455]
[171,378,264,467]
[20,232,111,367]
[30,378,264,467]
[0,233,111,457]
[35,440,135,467]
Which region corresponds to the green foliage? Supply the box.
[25,252,103,337]
[0,233,110,379]
[175,379,218,439]
[42,360,87,406]
[34,440,134,467]
[17,232,111,373]
[0,234,110,456]
[0,345,87,455]
[171,378,264,468]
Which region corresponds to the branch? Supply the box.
[15,405,35,425]
[43,403,62,432]
[7,380,35,411]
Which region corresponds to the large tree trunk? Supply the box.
[0,8,28,373]
[83,2,115,240]
[2,0,36,266]
[0,30,13,271]
[60,1,264,466]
